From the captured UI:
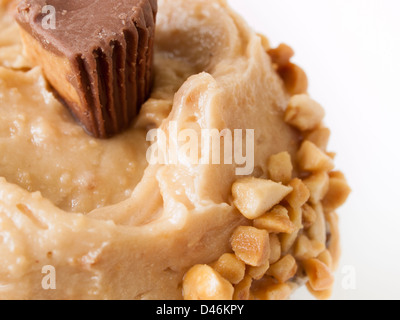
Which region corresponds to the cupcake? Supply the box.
[0,0,350,300]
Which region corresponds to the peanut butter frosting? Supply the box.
[0,0,349,300]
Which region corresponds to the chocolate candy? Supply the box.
[15,0,157,138]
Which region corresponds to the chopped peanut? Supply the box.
[297,141,335,172]
[269,233,282,264]
[286,178,310,209]
[213,253,246,285]
[318,250,333,271]
[306,282,333,300]
[288,205,303,229]
[294,234,325,261]
[267,152,293,184]
[258,34,271,52]
[303,172,330,204]
[326,152,337,160]
[231,226,270,267]
[302,203,317,229]
[253,205,296,234]
[233,275,253,300]
[254,282,292,301]
[307,203,327,244]
[232,177,293,220]
[322,171,351,213]
[278,63,308,96]
[284,94,325,131]
[303,259,334,292]
[279,231,299,253]
[280,207,303,253]
[248,260,270,280]
[329,171,346,180]
[326,212,341,271]
[280,232,299,255]
[306,127,331,151]
[267,255,298,283]
[267,43,295,67]
[183,265,234,300]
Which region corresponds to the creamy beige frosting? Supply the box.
[0,0,300,299]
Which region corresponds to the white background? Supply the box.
[228,0,400,300]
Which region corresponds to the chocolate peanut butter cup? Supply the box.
[15,0,157,138]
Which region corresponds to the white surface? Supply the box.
[228,0,400,300]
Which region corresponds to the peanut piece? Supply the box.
[268,43,295,67]
[232,177,293,220]
[278,63,309,96]
[267,152,293,184]
[294,234,325,261]
[322,171,351,213]
[213,253,246,285]
[258,34,271,52]
[231,226,270,267]
[307,203,327,244]
[318,250,333,271]
[284,94,325,131]
[326,212,341,271]
[233,275,253,301]
[253,205,296,234]
[297,141,335,172]
[303,172,330,204]
[302,203,317,229]
[303,259,334,292]
[267,255,298,283]
[280,206,303,253]
[329,171,346,180]
[254,283,292,301]
[326,152,337,160]
[280,232,299,255]
[306,282,333,300]
[183,265,234,300]
[286,178,311,209]
[248,260,270,280]
[269,233,282,265]
[306,127,331,151]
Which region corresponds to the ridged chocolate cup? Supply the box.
[15,0,157,138]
